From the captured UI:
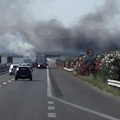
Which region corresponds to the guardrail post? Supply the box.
[74,65,77,75]
[105,76,108,84]
[90,73,93,80]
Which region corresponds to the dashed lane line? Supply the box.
[3,82,7,85]
[47,68,120,120]
[48,100,56,118]
[48,101,54,105]
[51,96,120,120]
[48,106,55,110]
[48,113,56,118]
[0,78,15,87]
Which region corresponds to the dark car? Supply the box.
[36,63,47,69]
[15,66,32,81]
[20,63,33,71]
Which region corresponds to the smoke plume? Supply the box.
[0,33,35,57]
[0,0,120,56]
[72,0,120,53]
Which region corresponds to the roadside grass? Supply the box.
[76,75,120,96]
[61,68,120,97]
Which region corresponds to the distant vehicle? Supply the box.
[6,63,12,66]
[37,63,47,69]
[20,63,33,71]
[15,66,32,81]
[23,58,32,63]
[31,62,36,67]
[36,55,47,69]
[22,58,35,69]
[9,64,19,75]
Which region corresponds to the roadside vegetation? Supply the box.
[56,50,120,97]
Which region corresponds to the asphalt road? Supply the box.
[0,64,120,120]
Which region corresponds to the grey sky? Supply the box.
[0,0,120,56]
[29,0,105,27]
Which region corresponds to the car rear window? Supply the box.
[19,67,29,71]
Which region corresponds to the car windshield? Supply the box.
[13,66,17,68]
[1,0,120,120]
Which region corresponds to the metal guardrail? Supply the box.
[63,68,120,89]
[107,79,120,88]
[0,68,8,73]
[0,65,9,73]
[0,64,36,74]
[63,67,74,72]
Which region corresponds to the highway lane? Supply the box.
[0,68,48,120]
[48,65,120,120]
[0,66,120,120]
[0,72,14,85]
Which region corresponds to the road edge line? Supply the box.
[51,96,120,120]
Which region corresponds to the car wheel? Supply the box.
[30,77,32,81]
[15,76,18,81]
[9,73,11,75]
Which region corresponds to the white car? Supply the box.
[9,64,19,75]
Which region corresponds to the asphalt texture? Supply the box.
[0,68,47,120]
[0,64,120,120]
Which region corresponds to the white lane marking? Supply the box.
[3,82,6,85]
[8,80,11,83]
[47,67,53,97]
[48,106,55,110]
[0,85,1,87]
[51,96,120,120]
[12,79,14,81]
[48,113,56,118]
[48,101,54,104]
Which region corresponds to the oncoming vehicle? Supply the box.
[9,64,19,75]
[15,66,32,81]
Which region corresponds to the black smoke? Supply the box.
[0,0,120,56]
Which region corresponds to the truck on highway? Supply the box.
[35,54,47,68]
[22,57,35,70]
[23,58,32,63]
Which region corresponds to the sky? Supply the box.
[0,0,120,57]
[30,0,105,27]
